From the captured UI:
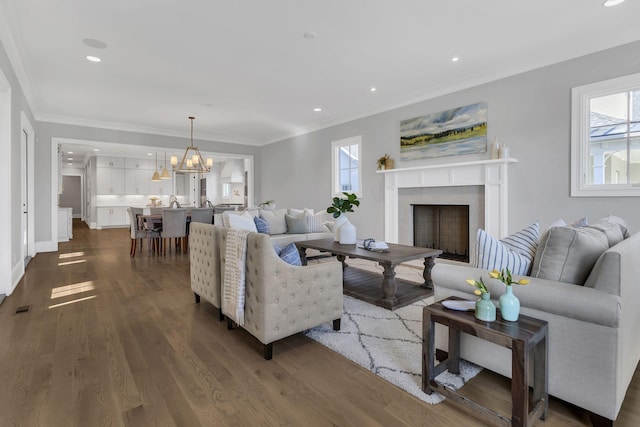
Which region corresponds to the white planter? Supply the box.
[333,214,348,241]
[339,220,357,245]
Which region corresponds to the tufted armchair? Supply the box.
[189,222,225,321]
[238,232,343,359]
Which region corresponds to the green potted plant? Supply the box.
[326,192,360,218]
[327,192,360,243]
[258,199,276,209]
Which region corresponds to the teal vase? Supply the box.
[475,292,496,322]
[499,286,520,321]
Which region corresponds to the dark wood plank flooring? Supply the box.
[1,219,639,426]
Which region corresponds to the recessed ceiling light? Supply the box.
[68,163,73,166]
[93,148,100,152]
[82,38,108,49]
[304,32,318,40]
[86,55,102,63]
[452,57,460,62]
[370,87,377,92]
[67,151,73,154]
[67,158,73,161]
[313,107,322,112]
[147,153,153,156]
[603,0,624,6]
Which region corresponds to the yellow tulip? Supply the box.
[519,279,530,285]
[466,279,476,286]
[474,289,482,296]
[489,270,499,279]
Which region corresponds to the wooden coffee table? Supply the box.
[422,297,548,427]
[296,238,442,310]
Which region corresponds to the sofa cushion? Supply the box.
[254,216,270,234]
[587,217,625,247]
[471,221,540,275]
[227,211,258,232]
[278,242,302,266]
[286,213,310,234]
[260,209,287,235]
[531,225,609,284]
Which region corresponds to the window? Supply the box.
[571,72,640,196]
[222,182,231,198]
[331,136,362,197]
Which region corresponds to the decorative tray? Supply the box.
[442,300,476,311]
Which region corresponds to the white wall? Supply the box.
[259,41,640,239]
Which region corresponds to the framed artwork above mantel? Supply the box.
[400,102,488,161]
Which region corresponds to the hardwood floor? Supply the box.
[1,219,640,426]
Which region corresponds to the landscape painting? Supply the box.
[400,102,487,160]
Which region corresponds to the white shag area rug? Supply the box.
[304,295,481,404]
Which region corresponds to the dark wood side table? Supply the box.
[422,298,548,427]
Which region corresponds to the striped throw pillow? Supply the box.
[471,221,540,275]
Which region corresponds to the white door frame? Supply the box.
[0,67,12,295]
[21,111,35,261]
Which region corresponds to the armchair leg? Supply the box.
[218,308,224,321]
[226,318,234,330]
[333,319,341,331]
[263,343,273,360]
[587,412,613,427]
[194,293,200,304]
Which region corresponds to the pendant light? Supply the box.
[172,116,213,173]
[160,152,171,179]
[151,152,161,181]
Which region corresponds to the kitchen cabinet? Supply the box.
[96,156,125,168]
[125,169,151,195]
[96,167,125,194]
[220,159,244,183]
[97,207,127,228]
[125,158,151,169]
[149,176,172,195]
[57,207,73,242]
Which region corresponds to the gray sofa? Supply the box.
[189,223,343,359]
[432,229,640,425]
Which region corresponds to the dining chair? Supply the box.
[190,207,214,224]
[127,207,160,256]
[160,208,188,254]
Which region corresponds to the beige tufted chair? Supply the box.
[238,232,343,360]
[189,223,225,321]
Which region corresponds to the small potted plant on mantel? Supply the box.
[326,192,360,244]
[377,154,394,170]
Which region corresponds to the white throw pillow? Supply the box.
[471,221,540,275]
[259,209,287,235]
[227,211,257,232]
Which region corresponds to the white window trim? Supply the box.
[331,135,363,198]
[571,72,640,197]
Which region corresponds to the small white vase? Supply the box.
[339,220,356,244]
[333,214,348,242]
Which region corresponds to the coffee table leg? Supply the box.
[336,254,347,270]
[422,256,435,289]
[381,263,397,301]
[298,247,308,266]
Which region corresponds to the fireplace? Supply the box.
[413,204,469,262]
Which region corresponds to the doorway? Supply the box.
[21,112,35,267]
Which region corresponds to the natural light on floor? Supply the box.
[51,281,96,299]
[49,295,97,309]
[58,252,85,259]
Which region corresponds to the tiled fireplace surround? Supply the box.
[380,159,516,253]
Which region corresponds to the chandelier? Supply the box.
[170,116,213,173]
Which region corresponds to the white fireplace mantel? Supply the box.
[379,158,517,243]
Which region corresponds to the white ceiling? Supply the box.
[1,0,639,148]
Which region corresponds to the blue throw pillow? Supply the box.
[254,216,270,234]
[278,242,302,266]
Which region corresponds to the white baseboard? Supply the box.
[36,240,58,253]
[10,260,24,296]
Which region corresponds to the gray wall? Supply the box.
[34,121,261,243]
[0,38,36,291]
[258,41,640,239]
[60,175,81,216]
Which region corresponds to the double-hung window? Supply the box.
[331,136,362,197]
[571,72,640,196]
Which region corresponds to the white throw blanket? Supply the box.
[222,228,251,326]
